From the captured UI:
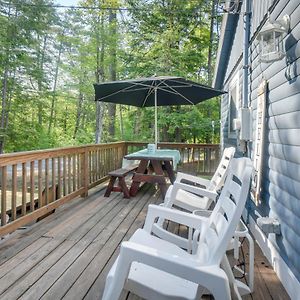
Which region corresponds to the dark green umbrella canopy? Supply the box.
[93,76,225,107]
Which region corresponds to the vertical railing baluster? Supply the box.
[11,165,17,220]
[30,161,35,212]
[89,150,91,184]
[72,155,76,192]
[63,156,67,196]
[38,160,43,208]
[52,158,56,201]
[22,163,27,216]
[45,158,49,205]
[1,166,7,226]
[92,150,95,183]
[81,149,89,198]
[57,157,62,199]
[77,154,80,189]
[68,155,71,194]
[100,148,103,178]
[97,149,101,180]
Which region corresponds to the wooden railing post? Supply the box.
[81,148,89,198]
[1,166,7,226]
[123,141,128,157]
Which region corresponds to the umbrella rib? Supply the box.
[159,80,195,105]
[99,81,153,101]
[99,85,139,101]
[141,80,156,107]
[170,78,218,91]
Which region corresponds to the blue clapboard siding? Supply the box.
[225,0,300,84]
[220,0,300,283]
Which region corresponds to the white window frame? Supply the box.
[228,72,240,139]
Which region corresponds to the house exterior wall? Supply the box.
[220,0,300,285]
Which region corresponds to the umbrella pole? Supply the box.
[154,87,158,149]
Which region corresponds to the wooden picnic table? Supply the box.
[124,149,181,198]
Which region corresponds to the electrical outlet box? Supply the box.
[257,217,281,235]
[233,118,241,130]
[240,108,252,141]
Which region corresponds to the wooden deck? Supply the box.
[0,183,290,300]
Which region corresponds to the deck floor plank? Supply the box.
[2,193,127,300]
[61,186,158,300]
[0,237,50,279]
[84,189,162,300]
[0,236,61,296]
[250,242,289,300]
[0,186,107,265]
[1,239,80,300]
[27,194,144,300]
[0,183,290,300]
[38,185,154,300]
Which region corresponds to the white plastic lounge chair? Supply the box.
[164,147,235,212]
[151,148,253,293]
[152,146,235,249]
[102,158,252,300]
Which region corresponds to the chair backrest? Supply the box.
[207,147,235,191]
[196,157,252,265]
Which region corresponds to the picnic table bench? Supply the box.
[104,164,138,198]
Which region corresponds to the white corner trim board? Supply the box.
[251,80,267,205]
[247,214,300,300]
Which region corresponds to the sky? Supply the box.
[55,0,78,5]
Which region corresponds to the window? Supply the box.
[228,73,240,138]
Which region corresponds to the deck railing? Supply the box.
[0,141,219,236]
[126,142,220,175]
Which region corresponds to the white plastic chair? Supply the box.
[102,158,253,300]
[164,147,235,212]
[151,149,253,293]
[152,146,235,249]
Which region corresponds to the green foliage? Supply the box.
[0,0,221,153]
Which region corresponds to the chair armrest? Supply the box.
[120,240,228,286]
[175,172,210,188]
[193,209,212,218]
[171,182,218,201]
[144,205,207,233]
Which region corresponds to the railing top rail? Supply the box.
[0,141,126,167]
[0,141,220,167]
[125,141,220,148]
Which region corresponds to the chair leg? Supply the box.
[246,232,254,292]
[221,255,242,300]
[210,277,231,300]
[201,266,231,300]
[102,256,131,300]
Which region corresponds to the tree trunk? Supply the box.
[95,101,105,143]
[107,8,117,139]
[48,38,63,134]
[37,35,48,126]
[63,106,68,134]
[95,13,105,144]
[0,3,13,154]
[133,108,141,136]
[119,105,124,140]
[207,0,217,85]
[73,91,84,139]
[0,67,9,154]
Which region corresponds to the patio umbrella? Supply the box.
[94,76,225,147]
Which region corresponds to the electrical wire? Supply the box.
[0,0,209,16]
[0,1,230,21]
[231,236,254,300]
